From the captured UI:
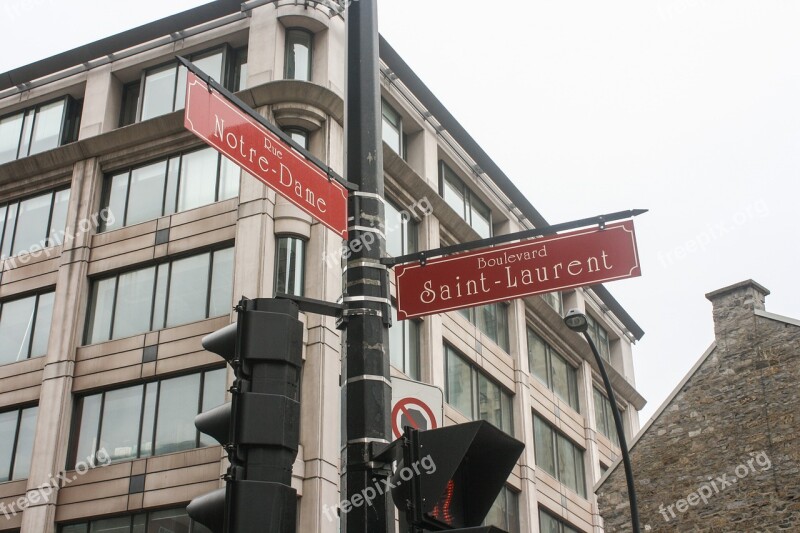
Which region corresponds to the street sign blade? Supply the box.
[395,220,641,320]
[183,70,348,238]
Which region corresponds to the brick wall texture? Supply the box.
[596,280,800,532]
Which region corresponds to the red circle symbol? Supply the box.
[392,397,438,439]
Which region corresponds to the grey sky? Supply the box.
[1,0,798,422]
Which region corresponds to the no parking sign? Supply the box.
[391,377,444,439]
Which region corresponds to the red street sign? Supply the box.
[183,71,348,238]
[395,220,641,320]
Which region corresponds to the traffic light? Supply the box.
[187,297,304,533]
[390,421,524,533]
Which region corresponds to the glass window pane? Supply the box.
[17,110,34,160]
[62,523,89,533]
[483,488,507,531]
[533,415,555,477]
[29,100,66,155]
[385,201,404,258]
[218,155,240,201]
[209,248,234,318]
[193,52,225,87]
[151,263,169,331]
[382,102,401,153]
[91,515,133,533]
[87,278,117,344]
[126,161,167,226]
[442,168,466,218]
[163,156,181,217]
[1,202,17,259]
[132,513,146,533]
[538,510,560,533]
[11,406,37,480]
[154,374,201,455]
[0,112,24,164]
[199,368,226,447]
[285,29,312,81]
[99,385,144,462]
[12,192,52,256]
[478,376,504,430]
[48,188,71,246]
[141,64,177,121]
[407,320,420,380]
[104,172,129,232]
[120,81,140,127]
[30,292,54,358]
[551,354,571,405]
[557,433,579,494]
[446,348,473,418]
[527,329,549,385]
[139,382,157,458]
[113,267,156,339]
[470,198,492,239]
[148,508,192,533]
[0,295,36,364]
[177,148,218,212]
[275,237,305,297]
[74,395,102,466]
[389,306,404,372]
[0,410,17,481]
[167,254,210,328]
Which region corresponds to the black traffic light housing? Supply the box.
[389,420,524,533]
[187,297,303,533]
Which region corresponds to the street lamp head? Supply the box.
[564,308,589,333]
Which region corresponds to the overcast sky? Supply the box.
[1,0,798,423]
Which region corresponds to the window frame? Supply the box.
[284,28,313,82]
[527,327,580,412]
[0,187,71,259]
[444,344,513,434]
[120,45,236,126]
[0,404,38,482]
[67,367,226,468]
[99,147,239,232]
[0,291,55,365]
[438,161,492,238]
[0,96,81,164]
[593,387,620,446]
[84,247,234,344]
[533,413,587,498]
[274,235,307,298]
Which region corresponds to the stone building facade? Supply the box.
[596,280,800,532]
[0,1,645,532]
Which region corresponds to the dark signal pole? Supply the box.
[342,1,394,533]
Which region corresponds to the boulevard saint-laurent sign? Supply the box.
[395,221,641,320]
[183,71,348,238]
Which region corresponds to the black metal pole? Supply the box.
[583,333,641,533]
[342,1,394,533]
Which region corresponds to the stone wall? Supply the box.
[596,280,800,532]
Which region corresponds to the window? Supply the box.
[283,127,309,150]
[458,303,509,352]
[527,328,579,412]
[0,292,54,365]
[0,97,81,164]
[285,29,312,81]
[85,248,234,344]
[1,188,71,259]
[60,507,212,533]
[539,508,582,533]
[390,305,420,380]
[445,345,513,434]
[533,414,586,497]
[484,486,519,533]
[594,387,620,446]
[542,291,563,315]
[120,47,244,126]
[101,147,239,232]
[382,99,406,158]
[586,314,611,362]
[275,236,305,297]
[439,162,491,238]
[385,199,417,258]
[69,368,225,467]
[0,406,38,481]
